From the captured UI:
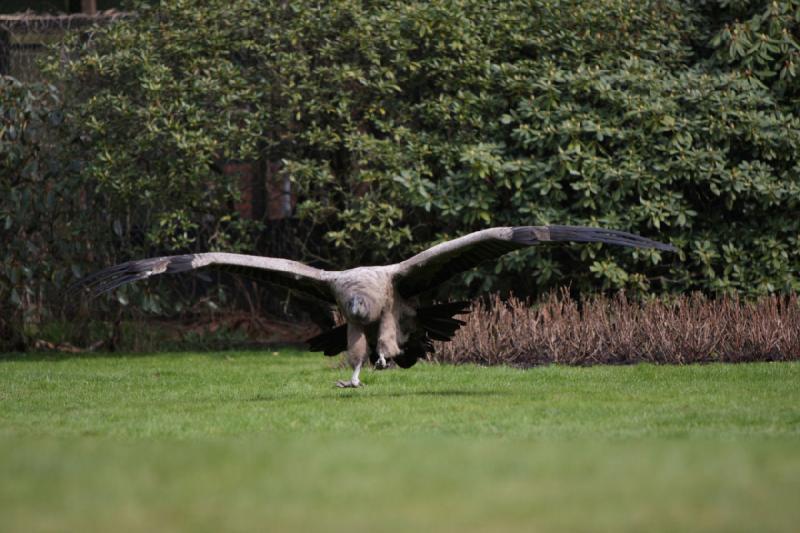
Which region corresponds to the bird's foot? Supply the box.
[336,379,362,388]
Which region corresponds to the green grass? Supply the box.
[1,351,799,532]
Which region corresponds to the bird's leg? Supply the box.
[376,310,401,370]
[336,359,363,389]
[337,324,368,388]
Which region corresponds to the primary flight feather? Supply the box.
[73,225,675,387]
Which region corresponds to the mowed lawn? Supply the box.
[1,351,799,533]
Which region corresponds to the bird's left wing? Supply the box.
[393,225,675,298]
[72,252,336,303]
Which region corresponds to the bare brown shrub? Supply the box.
[432,291,800,366]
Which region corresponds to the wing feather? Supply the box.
[394,225,675,297]
[72,252,336,303]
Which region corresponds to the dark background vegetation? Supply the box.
[0,1,149,15]
[2,0,800,351]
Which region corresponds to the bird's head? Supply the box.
[346,294,371,321]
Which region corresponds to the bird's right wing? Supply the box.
[72,252,336,303]
[393,225,675,298]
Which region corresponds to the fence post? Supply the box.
[0,28,9,76]
[81,0,97,16]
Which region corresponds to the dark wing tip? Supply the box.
[69,257,178,298]
[514,225,676,253]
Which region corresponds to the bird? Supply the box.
[73,225,675,387]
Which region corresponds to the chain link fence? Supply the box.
[0,10,321,352]
[0,10,127,82]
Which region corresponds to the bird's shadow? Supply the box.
[247,388,507,402]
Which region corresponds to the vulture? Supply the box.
[73,225,675,387]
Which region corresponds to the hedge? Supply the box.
[0,78,82,349]
[3,0,800,348]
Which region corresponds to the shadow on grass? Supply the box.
[248,389,508,402]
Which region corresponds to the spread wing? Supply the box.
[394,225,675,298]
[72,252,336,303]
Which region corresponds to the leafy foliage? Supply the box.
[495,58,800,293]
[4,0,800,349]
[709,0,800,99]
[0,78,84,350]
[48,1,260,256]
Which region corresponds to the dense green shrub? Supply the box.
[14,0,798,342]
[49,3,260,256]
[494,59,800,294]
[0,78,87,350]
[708,0,800,99]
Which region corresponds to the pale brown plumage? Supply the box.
[73,225,675,387]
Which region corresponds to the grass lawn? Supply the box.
[1,350,799,532]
